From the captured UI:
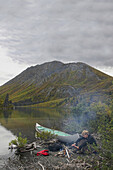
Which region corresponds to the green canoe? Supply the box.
[36,123,70,136]
[35,123,80,143]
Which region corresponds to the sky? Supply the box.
[0,0,113,86]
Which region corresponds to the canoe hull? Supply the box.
[36,123,70,136]
[35,123,79,143]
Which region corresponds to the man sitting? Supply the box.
[72,130,97,153]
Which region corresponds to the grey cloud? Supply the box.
[0,0,113,67]
[0,73,14,85]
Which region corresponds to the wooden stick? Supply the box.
[38,161,45,170]
[65,148,70,159]
[62,144,70,159]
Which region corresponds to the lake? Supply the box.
[0,107,70,156]
[0,106,92,168]
[0,107,72,168]
[0,106,91,155]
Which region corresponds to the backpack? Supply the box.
[48,143,62,152]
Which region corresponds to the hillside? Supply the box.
[0,61,113,107]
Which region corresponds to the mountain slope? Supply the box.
[0,61,113,107]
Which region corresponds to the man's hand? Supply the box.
[71,143,76,147]
[75,146,79,149]
[71,143,79,149]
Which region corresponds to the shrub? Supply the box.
[9,132,27,148]
[35,131,56,141]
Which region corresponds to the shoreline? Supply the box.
[1,136,109,170]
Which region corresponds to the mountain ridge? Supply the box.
[5,61,112,85]
[0,61,113,107]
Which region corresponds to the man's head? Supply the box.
[82,130,89,138]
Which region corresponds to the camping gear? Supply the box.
[48,143,62,151]
[35,123,79,144]
[37,149,49,156]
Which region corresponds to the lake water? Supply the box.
[0,107,71,168]
[0,106,91,168]
[0,107,70,156]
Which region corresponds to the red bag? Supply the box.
[37,149,49,156]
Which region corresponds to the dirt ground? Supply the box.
[2,138,102,170]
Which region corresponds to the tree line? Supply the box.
[0,93,13,109]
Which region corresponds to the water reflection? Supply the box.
[0,124,15,155]
[0,107,70,143]
[3,110,12,123]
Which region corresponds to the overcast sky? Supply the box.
[0,0,113,86]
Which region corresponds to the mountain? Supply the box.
[0,61,113,107]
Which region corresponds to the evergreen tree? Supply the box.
[3,93,9,107]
